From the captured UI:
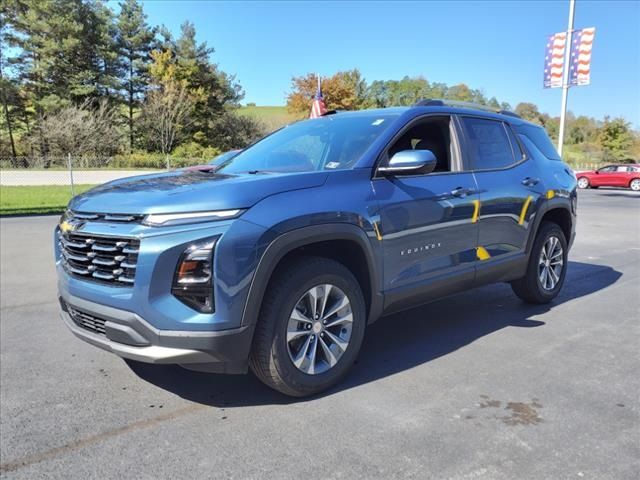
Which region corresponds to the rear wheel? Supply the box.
[577,177,590,189]
[630,178,640,191]
[511,222,568,304]
[249,256,366,397]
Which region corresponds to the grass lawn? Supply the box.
[0,185,95,215]
[237,105,299,131]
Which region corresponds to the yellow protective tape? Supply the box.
[471,199,480,223]
[476,246,491,261]
[519,195,533,225]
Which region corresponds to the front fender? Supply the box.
[240,223,384,328]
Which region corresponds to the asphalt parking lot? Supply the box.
[1,188,639,479]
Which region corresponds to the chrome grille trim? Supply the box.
[58,231,139,285]
[71,211,143,223]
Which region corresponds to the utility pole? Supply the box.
[557,0,576,157]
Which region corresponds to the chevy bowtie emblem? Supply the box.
[60,220,81,233]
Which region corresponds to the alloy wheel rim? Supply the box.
[631,179,640,191]
[578,178,588,188]
[286,284,353,375]
[538,236,564,291]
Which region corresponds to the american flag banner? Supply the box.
[569,27,596,86]
[543,32,567,88]
[309,77,327,119]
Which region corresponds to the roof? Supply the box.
[321,100,528,125]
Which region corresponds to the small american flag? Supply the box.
[543,32,567,89]
[309,76,327,119]
[569,27,595,86]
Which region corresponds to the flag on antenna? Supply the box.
[309,76,327,119]
[543,32,567,88]
[569,27,595,86]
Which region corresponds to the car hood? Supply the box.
[69,170,329,214]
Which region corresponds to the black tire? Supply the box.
[511,222,568,304]
[249,256,366,397]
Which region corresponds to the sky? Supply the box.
[139,0,640,125]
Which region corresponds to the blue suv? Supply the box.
[55,100,577,396]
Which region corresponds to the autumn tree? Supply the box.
[287,69,367,116]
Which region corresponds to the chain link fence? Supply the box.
[0,155,213,190]
[0,155,213,214]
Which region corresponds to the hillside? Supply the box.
[237,105,299,131]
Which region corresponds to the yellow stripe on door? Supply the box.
[471,199,480,223]
[518,195,533,225]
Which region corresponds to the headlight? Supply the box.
[172,238,217,313]
[143,209,244,227]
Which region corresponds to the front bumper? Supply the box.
[59,290,254,373]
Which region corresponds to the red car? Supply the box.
[577,164,640,191]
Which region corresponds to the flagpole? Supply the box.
[557,0,576,157]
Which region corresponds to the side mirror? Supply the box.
[378,149,437,175]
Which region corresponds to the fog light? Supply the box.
[172,238,217,313]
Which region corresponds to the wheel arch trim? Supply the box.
[526,202,574,254]
[240,223,383,328]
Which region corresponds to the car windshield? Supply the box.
[209,149,241,166]
[217,113,399,174]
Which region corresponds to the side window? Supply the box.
[514,124,561,160]
[504,124,525,161]
[461,117,516,170]
[386,116,453,173]
[598,166,616,173]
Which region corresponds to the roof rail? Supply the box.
[413,98,521,118]
[497,109,520,118]
[413,99,445,107]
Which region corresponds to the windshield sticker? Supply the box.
[325,161,340,169]
[372,119,385,126]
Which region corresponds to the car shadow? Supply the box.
[127,260,622,407]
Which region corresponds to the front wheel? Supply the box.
[630,178,640,191]
[249,256,366,397]
[577,177,590,189]
[511,222,568,304]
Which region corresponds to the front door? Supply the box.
[372,115,479,312]
[591,165,618,187]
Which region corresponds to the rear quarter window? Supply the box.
[514,124,561,160]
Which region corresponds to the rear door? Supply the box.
[458,116,545,284]
[614,165,634,187]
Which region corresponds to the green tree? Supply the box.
[162,21,244,145]
[116,0,156,150]
[5,0,121,160]
[0,6,19,161]
[515,102,543,125]
[446,83,473,102]
[598,117,633,161]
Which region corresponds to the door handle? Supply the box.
[522,177,540,187]
[451,187,473,197]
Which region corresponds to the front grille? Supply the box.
[58,231,139,285]
[68,306,106,335]
[72,211,143,223]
